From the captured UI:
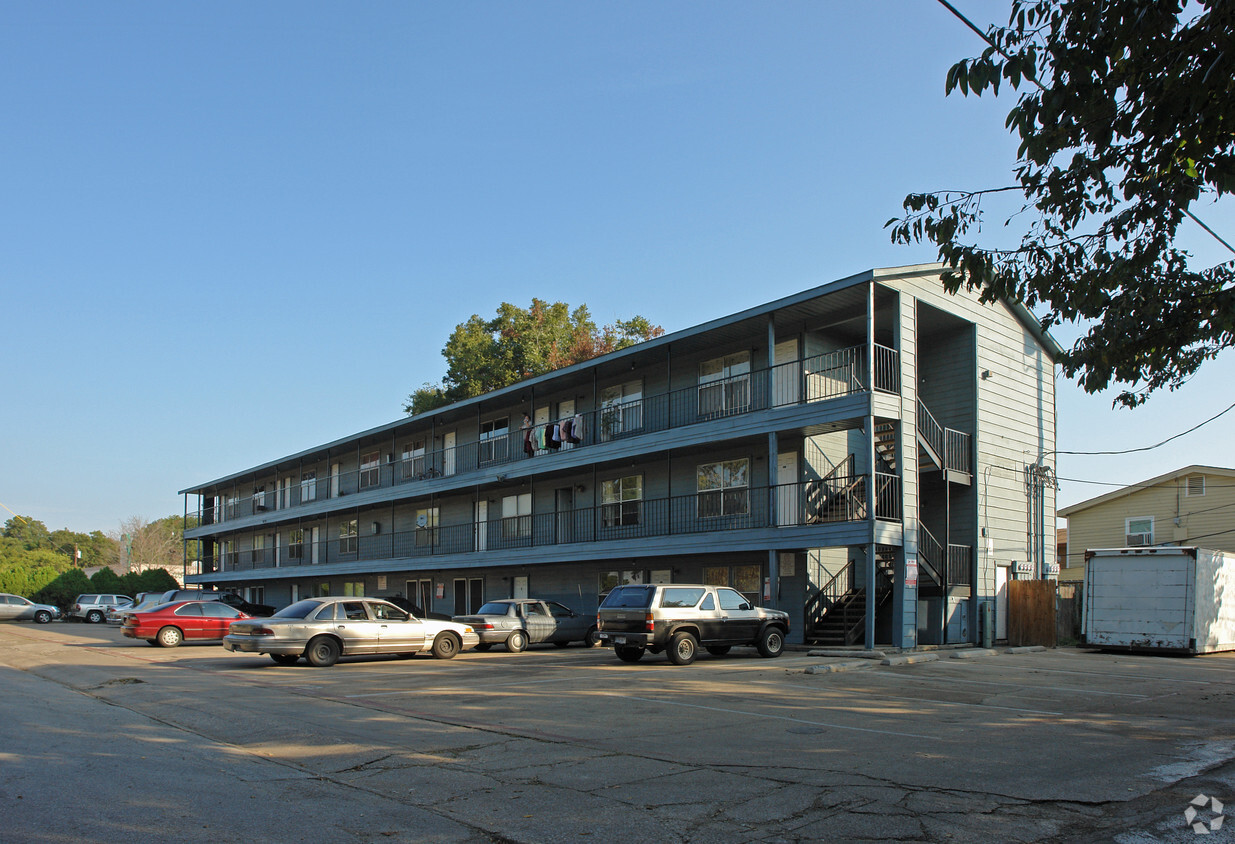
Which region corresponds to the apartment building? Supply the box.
[181,264,1060,649]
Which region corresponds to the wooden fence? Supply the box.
[1008,579,1057,647]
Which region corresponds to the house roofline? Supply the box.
[1058,464,1235,517]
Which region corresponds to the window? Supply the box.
[480,418,510,463]
[733,564,761,596]
[599,380,643,440]
[343,581,364,597]
[415,507,440,547]
[454,577,484,615]
[1126,517,1154,547]
[301,472,317,503]
[718,588,750,611]
[599,570,644,596]
[699,352,751,416]
[502,493,532,539]
[602,475,643,527]
[402,439,427,479]
[253,485,267,512]
[288,529,304,560]
[251,534,264,565]
[660,587,705,608]
[1186,475,1206,497]
[247,586,265,605]
[360,451,381,489]
[703,566,728,586]
[339,519,358,554]
[697,459,749,517]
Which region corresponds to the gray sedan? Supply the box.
[0,593,60,624]
[453,599,599,652]
[223,596,479,667]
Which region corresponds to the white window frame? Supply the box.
[602,475,643,527]
[1125,516,1154,547]
[699,352,751,417]
[339,519,359,554]
[697,458,750,518]
[360,451,381,489]
[301,471,317,503]
[599,379,643,440]
[502,492,532,539]
[402,439,427,479]
[480,418,510,463]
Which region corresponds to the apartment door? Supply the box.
[453,578,483,615]
[310,526,320,565]
[773,339,800,407]
[443,431,456,476]
[406,579,433,615]
[330,463,340,498]
[475,500,488,551]
[512,576,528,599]
[555,487,574,543]
[776,451,799,526]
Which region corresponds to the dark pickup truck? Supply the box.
[596,583,790,665]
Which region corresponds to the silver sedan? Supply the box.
[223,596,479,667]
[0,593,60,624]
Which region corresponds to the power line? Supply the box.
[1051,399,1235,456]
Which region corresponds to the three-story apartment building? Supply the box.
[181,264,1060,649]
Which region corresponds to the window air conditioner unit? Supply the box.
[1126,533,1151,547]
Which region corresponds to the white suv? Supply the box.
[71,594,133,624]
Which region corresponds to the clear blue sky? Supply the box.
[3,2,1232,534]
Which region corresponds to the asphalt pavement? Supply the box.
[1,622,1233,843]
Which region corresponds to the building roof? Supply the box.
[1058,465,1235,517]
[181,263,1062,494]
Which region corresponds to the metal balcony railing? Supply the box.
[193,343,902,526]
[199,476,903,574]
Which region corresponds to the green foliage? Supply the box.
[888,0,1235,407]
[32,568,92,609]
[90,567,125,595]
[405,300,664,415]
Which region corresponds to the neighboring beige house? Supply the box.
[1058,465,1235,580]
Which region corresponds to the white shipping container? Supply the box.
[1082,547,1235,654]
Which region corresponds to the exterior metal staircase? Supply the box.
[805,550,895,645]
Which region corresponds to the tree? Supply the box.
[109,515,190,575]
[887,0,1235,407]
[405,300,664,415]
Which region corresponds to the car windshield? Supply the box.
[272,599,324,619]
[601,586,655,609]
[474,602,512,615]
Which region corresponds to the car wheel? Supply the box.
[615,644,645,663]
[156,626,183,648]
[757,627,786,658]
[306,636,341,667]
[270,654,299,666]
[473,643,492,652]
[34,610,52,624]
[431,633,460,659]
[706,645,731,656]
[87,610,104,624]
[667,631,698,665]
[506,630,528,653]
[584,626,601,647]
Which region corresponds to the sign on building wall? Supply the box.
[905,557,918,588]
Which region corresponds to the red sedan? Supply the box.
[122,600,251,647]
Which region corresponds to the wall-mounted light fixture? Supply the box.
[371,522,381,534]
[981,369,992,380]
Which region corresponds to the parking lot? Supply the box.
[3,622,1234,843]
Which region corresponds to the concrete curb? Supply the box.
[1008,645,1047,654]
[881,653,939,666]
[803,660,875,675]
[951,648,1000,659]
[806,649,887,660]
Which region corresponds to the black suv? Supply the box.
[596,583,790,665]
[157,589,275,617]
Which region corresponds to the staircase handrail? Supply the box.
[917,399,945,464]
[803,559,855,625]
[916,523,945,587]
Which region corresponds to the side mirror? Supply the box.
[740,602,752,611]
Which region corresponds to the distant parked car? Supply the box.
[122,600,252,647]
[108,593,170,625]
[0,593,61,624]
[223,597,479,666]
[154,589,275,617]
[70,594,134,624]
[453,599,599,652]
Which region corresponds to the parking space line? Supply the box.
[601,692,942,739]
[345,675,584,698]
